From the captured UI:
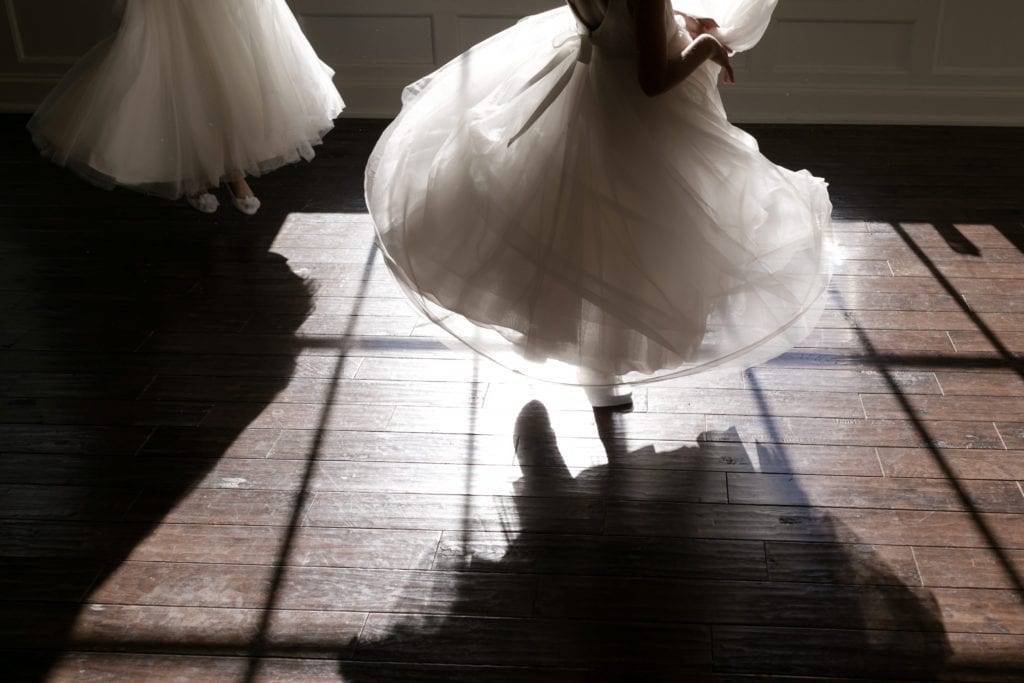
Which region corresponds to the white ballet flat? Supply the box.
[186,192,219,214]
[227,184,261,216]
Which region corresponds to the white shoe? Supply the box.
[186,192,219,214]
[227,183,261,216]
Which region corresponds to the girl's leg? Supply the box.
[227,173,255,199]
[226,171,261,215]
[578,367,633,409]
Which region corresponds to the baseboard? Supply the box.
[5,77,1023,126]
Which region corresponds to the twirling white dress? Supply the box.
[366,0,832,386]
[28,0,344,199]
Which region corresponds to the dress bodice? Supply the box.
[574,0,684,58]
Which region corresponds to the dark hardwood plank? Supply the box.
[645,387,864,418]
[877,447,1024,480]
[8,603,365,657]
[712,625,966,680]
[141,376,484,409]
[269,429,516,465]
[0,558,103,602]
[168,457,724,504]
[742,365,942,394]
[914,547,1024,590]
[727,472,1024,513]
[40,652,591,683]
[705,414,1005,449]
[536,576,1024,634]
[355,612,711,670]
[130,524,441,570]
[765,541,921,585]
[604,501,1024,549]
[90,562,536,617]
[0,424,152,455]
[863,394,1024,422]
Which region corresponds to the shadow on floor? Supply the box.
[0,113,329,679]
[337,400,951,681]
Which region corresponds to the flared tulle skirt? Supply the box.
[28,0,345,198]
[366,5,832,386]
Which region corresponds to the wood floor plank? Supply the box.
[129,524,441,570]
[0,520,144,559]
[727,472,1024,513]
[705,414,1004,449]
[0,424,152,455]
[0,453,214,487]
[90,562,536,617]
[388,406,708,440]
[914,547,1024,590]
[201,402,394,431]
[540,439,884,477]
[0,558,104,602]
[435,531,767,580]
[827,289,971,312]
[860,395,1024,421]
[742,366,942,394]
[995,422,1024,449]
[712,625,971,680]
[0,371,156,400]
[645,387,865,418]
[534,575,945,630]
[137,426,281,459]
[269,429,515,465]
[306,491,606,534]
[8,604,366,658]
[143,376,484,409]
[604,501,1024,549]
[356,612,712,670]
[40,652,594,683]
[0,397,211,427]
[935,369,1024,397]
[537,576,1024,634]
[1,484,142,521]
[193,459,729,502]
[877,447,1024,480]
[764,541,921,585]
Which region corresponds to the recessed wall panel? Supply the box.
[299,14,435,66]
[935,0,1024,72]
[456,16,519,52]
[8,0,119,62]
[775,19,913,72]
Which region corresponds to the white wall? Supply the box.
[3,0,1023,125]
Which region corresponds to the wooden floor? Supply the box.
[2,114,1024,682]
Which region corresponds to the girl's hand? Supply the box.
[675,11,719,40]
[707,37,735,83]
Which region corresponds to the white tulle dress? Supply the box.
[28,0,344,199]
[366,0,832,387]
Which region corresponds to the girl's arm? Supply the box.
[635,0,734,96]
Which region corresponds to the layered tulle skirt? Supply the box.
[366,4,832,385]
[28,0,344,198]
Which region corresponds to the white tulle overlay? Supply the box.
[366,0,832,387]
[28,0,344,199]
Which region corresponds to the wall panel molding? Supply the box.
[3,0,1023,125]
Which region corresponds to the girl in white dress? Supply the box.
[366,0,832,406]
[28,0,344,215]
